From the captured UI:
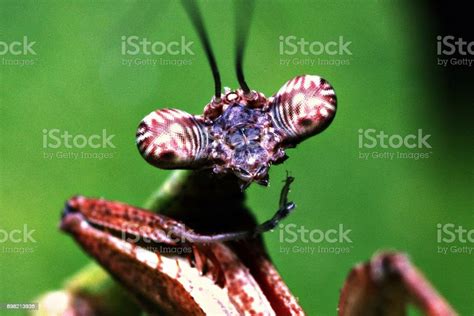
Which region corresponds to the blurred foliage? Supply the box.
[0,0,471,315]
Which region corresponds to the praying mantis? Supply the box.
[44,1,457,315]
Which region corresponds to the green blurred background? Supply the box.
[1,0,472,315]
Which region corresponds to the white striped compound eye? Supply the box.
[136,109,209,169]
[270,75,337,144]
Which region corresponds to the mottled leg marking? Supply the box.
[170,175,296,243]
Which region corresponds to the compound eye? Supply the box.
[136,108,209,169]
[270,75,337,144]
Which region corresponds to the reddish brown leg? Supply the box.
[338,252,457,316]
[60,197,281,314]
